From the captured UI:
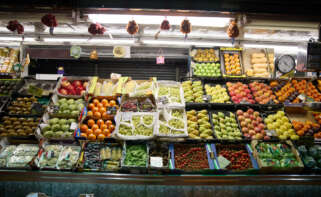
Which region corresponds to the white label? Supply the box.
[217,156,230,169]
[298,94,306,101]
[122,113,132,122]
[150,157,163,168]
[36,74,62,80]
[70,122,78,131]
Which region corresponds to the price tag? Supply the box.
[156,56,165,64]
[266,130,276,136]
[217,156,230,169]
[70,122,78,131]
[158,96,168,105]
[203,95,212,102]
[150,157,163,167]
[122,113,132,122]
[298,94,306,101]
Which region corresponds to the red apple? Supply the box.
[241,121,247,127]
[255,133,263,140]
[243,112,249,118]
[59,88,68,95]
[260,130,266,136]
[242,127,249,133]
[253,111,260,117]
[236,110,243,116]
[61,77,68,81]
[254,127,261,133]
[258,123,265,130]
[249,130,256,136]
[83,82,88,88]
[249,115,255,120]
[72,80,82,87]
[61,80,71,88]
[247,108,254,114]
[238,115,245,121]
[256,117,262,122]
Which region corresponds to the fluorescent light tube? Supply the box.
[43,37,135,45]
[88,14,230,27]
[143,39,232,47]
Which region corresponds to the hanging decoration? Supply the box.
[126,20,139,35]
[7,20,24,34]
[88,23,106,35]
[227,19,239,44]
[41,14,58,35]
[180,19,191,40]
[90,49,98,60]
[154,18,170,39]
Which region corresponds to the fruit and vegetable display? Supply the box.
[297,144,321,169]
[290,80,321,103]
[0,116,39,137]
[57,77,88,97]
[0,145,16,167]
[0,48,19,73]
[182,80,204,103]
[312,113,321,139]
[271,81,299,103]
[100,145,122,171]
[158,108,187,137]
[292,120,320,138]
[123,144,148,167]
[222,52,242,76]
[204,84,230,103]
[0,80,19,95]
[83,143,102,170]
[193,63,221,77]
[41,118,76,139]
[246,53,273,78]
[80,119,115,141]
[124,81,154,97]
[149,143,169,168]
[121,97,155,112]
[18,80,57,96]
[38,145,63,169]
[249,82,278,104]
[236,109,267,140]
[0,96,9,111]
[157,82,183,106]
[264,111,299,140]
[212,111,242,140]
[56,146,81,170]
[216,144,253,171]
[174,144,209,170]
[86,98,118,121]
[192,48,219,62]
[117,112,156,139]
[187,110,213,139]
[254,141,303,168]
[7,144,39,168]
[7,96,47,115]
[94,80,118,96]
[48,97,84,118]
[227,82,254,104]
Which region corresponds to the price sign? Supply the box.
[203,95,212,102]
[150,157,163,167]
[217,156,230,169]
[156,56,165,64]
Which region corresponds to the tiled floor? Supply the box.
[0,182,321,197]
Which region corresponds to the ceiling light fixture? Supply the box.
[88,14,231,27]
[143,39,233,47]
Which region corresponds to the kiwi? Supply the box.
[0,133,8,137]
[17,129,24,133]
[13,121,20,125]
[5,125,13,129]
[4,120,11,125]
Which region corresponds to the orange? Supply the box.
[87,119,95,128]
[101,99,109,107]
[106,120,113,126]
[97,133,105,141]
[109,100,116,106]
[80,133,87,138]
[102,129,109,136]
[94,129,102,136]
[87,129,93,135]
[99,107,106,114]
[88,103,95,110]
[92,107,99,113]
[97,119,104,127]
[97,103,103,108]
[100,124,107,130]
[102,112,109,120]
[88,133,96,141]
[80,124,88,133]
[109,124,115,132]
[92,124,99,131]
[93,99,100,106]
[94,111,101,119]
[87,111,93,118]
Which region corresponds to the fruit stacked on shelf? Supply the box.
[58,78,88,96]
[204,84,231,103]
[270,81,299,103]
[87,98,118,120]
[297,144,321,169]
[174,144,209,170]
[123,144,147,167]
[57,146,81,170]
[216,144,253,171]
[83,143,101,169]
[249,82,278,104]
[317,79,321,92]
[80,119,115,141]
[7,97,46,115]
[0,116,40,137]
[227,82,254,104]
[212,112,242,140]
[237,109,267,140]
[193,48,219,62]
[193,63,221,77]
[186,110,213,139]
[255,142,303,168]
[291,80,321,102]
[292,120,320,138]
[118,114,155,137]
[49,98,84,118]
[264,111,298,140]
[0,80,19,95]
[312,113,321,139]
[38,145,63,169]
[157,82,182,105]
[41,118,76,139]
[182,81,204,103]
[246,52,273,78]
[100,145,122,170]
[158,109,186,136]
[223,53,242,75]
